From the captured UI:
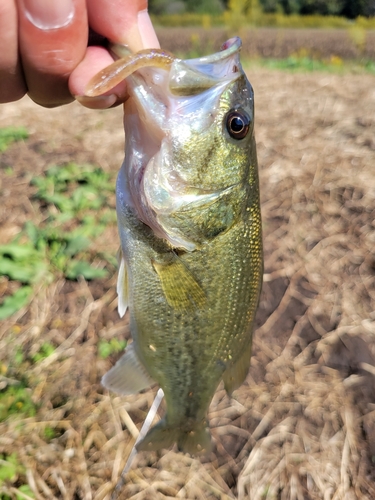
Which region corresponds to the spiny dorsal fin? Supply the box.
[117,248,128,318]
[152,258,205,311]
[102,343,154,395]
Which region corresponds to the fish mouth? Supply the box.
[123,36,244,172]
[168,37,242,96]
[85,37,242,99]
[121,37,243,133]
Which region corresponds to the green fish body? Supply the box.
[100,38,263,454]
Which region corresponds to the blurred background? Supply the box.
[0,1,375,499]
[149,0,375,18]
[148,0,375,67]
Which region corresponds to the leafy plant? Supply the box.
[0,128,28,153]
[30,343,55,363]
[98,339,127,359]
[0,384,38,422]
[15,485,35,500]
[0,453,34,499]
[31,163,113,214]
[0,163,117,320]
[43,426,57,441]
[0,288,33,321]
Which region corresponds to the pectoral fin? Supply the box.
[152,258,205,311]
[102,343,154,395]
[117,248,128,318]
[222,342,252,396]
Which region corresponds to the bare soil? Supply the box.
[0,66,375,499]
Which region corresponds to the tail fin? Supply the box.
[136,418,211,455]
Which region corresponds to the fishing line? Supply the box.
[111,388,165,499]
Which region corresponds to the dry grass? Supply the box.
[0,66,375,499]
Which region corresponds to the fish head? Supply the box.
[167,38,254,184]
[116,38,256,249]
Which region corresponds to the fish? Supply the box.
[85,37,263,454]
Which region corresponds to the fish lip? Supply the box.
[168,38,242,96]
[185,37,242,66]
[128,37,243,121]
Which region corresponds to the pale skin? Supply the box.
[0,0,160,109]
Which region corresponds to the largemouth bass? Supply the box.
[86,37,263,454]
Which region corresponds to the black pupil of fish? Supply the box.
[226,111,249,139]
[231,117,244,132]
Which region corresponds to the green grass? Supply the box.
[0,128,28,153]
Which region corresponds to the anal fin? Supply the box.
[222,342,252,396]
[102,343,154,395]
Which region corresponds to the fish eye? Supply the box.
[225,110,251,140]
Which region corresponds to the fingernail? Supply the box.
[23,0,74,30]
[138,10,160,49]
[75,94,118,109]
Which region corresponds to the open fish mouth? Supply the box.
[85,37,242,98]
[86,38,247,250]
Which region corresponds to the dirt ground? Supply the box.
[1,66,375,500]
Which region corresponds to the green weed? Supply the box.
[98,339,127,359]
[13,349,24,367]
[0,384,37,422]
[0,453,34,499]
[0,288,33,322]
[30,343,55,363]
[0,128,28,153]
[0,163,116,320]
[43,426,57,441]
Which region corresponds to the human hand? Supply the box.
[0,0,159,109]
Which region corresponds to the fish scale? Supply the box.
[116,164,262,451]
